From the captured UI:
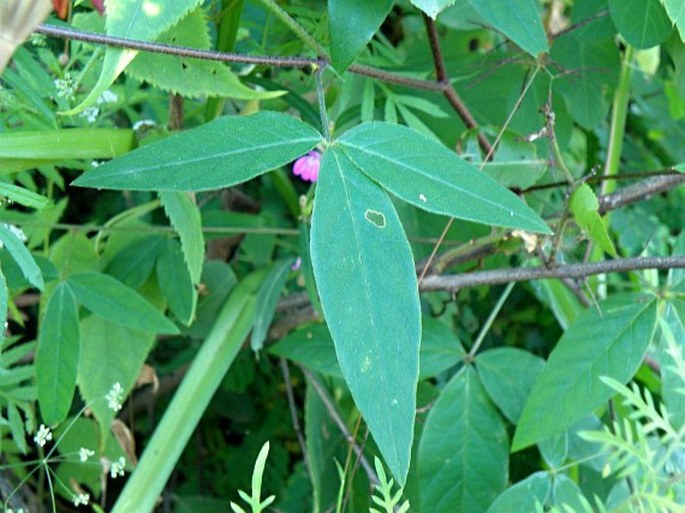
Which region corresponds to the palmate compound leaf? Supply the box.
[513,293,658,451]
[310,147,420,485]
[338,122,551,235]
[73,112,324,191]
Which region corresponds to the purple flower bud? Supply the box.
[293,151,321,183]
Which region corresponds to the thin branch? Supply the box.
[598,174,685,215]
[419,256,685,292]
[423,15,493,155]
[35,24,448,93]
[36,23,318,68]
[279,359,309,472]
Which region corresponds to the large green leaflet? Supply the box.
[36,282,80,425]
[475,347,545,425]
[0,223,43,290]
[418,366,509,513]
[77,316,156,439]
[465,0,548,57]
[486,472,551,513]
[66,271,179,335]
[65,0,204,114]
[608,0,672,49]
[339,123,550,234]
[329,0,394,72]
[513,294,658,450]
[126,8,282,100]
[310,148,420,484]
[73,112,323,191]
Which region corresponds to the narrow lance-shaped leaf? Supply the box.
[251,259,293,352]
[310,147,420,484]
[339,122,551,234]
[0,224,43,290]
[73,112,323,192]
[513,294,658,450]
[156,239,196,326]
[329,0,394,72]
[67,271,179,335]
[36,283,80,425]
[160,191,204,285]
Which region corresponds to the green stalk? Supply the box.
[253,0,327,57]
[601,45,634,196]
[205,0,245,120]
[110,270,266,513]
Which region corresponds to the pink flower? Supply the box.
[91,0,105,14]
[293,151,321,182]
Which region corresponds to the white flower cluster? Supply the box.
[110,456,126,478]
[106,382,124,412]
[54,74,75,102]
[72,493,89,506]
[79,447,95,462]
[33,424,52,447]
[97,90,118,104]
[80,107,100,124]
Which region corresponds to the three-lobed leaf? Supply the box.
[73,112,323,191]
[338,122,551,234]
[310,147,420,484]
[513,294,658,450]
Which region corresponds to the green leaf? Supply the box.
[0,183,50,210]
[465,0,548,57]
[551,35,620,129]
[73,112,323,191]
[534,279,584,330]
[608,0,672,49]
[269,323,343,378]
[0,267,6,347]
[513,294,658,451]
[537,431,568,469]
[486,472,551,513]
[329,0,394,72]
[36,283,80,425]
[77,317,156,437]
[0,224,43,290]
[338,123,551,234]
[663,0,685,41]
[475,347,545,424]
[0,129,135,160]
[409,0,456,18]
[156,239,196,326]
[418,366,508,513]
[419,317,464,380]
[251,259,293,352]
[570,0,616,42]
[65,0,204,114]
[67,271,179,334]
[310,147,420,484]
[159,191,204,284]
[659,301,685,430]
[127,8,282,100]
[569,183,617,257]
[105,235,165,289]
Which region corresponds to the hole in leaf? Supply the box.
[364,210,386,228]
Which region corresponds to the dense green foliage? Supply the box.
[0,0,685,512]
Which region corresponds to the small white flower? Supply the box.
[106,382,124,411]
[30,33,46,46]
[80,107,100,124]
[110,456,126,478]
[72,493,89,506]
[54,74,75,101]
[79,447,95,462]
[96,90,118,104]
[33,424,52,447]
[91,160,103,168]
[132,119,156,131]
